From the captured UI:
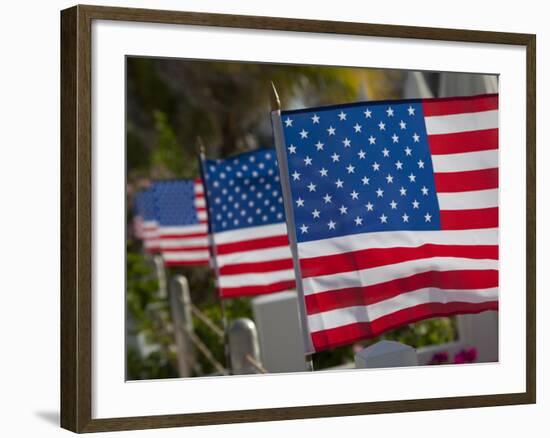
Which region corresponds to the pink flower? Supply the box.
[453,348,477,364]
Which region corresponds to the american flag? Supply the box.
[152,179,209,266]
[201,149,295,298]
[133,187,160,253]
[274,94,499,352]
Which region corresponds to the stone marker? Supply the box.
[355,340,418,369]
[228,318,262,375]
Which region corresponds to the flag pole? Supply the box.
[270,82,315,372]
[197,137,233,374]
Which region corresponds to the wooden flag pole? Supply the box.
[197,137,233,375]
[270,82,315,372]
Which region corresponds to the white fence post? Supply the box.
[355,341,418,369]
[252,291,307,373]
[169,275,196,377]
[228,318,263,375]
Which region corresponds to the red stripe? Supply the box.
[220,279,296,298]
[311,301,498,351]
[159,232,208,239]
[196,206,206,211]
[219,258,294,275]
[161,246,209,252]
[300,244,498,278]
[216,234,289,255]
[440,207,498,230]
[164,259,210,267]
[428,129,498,155]
[306,269,498,314]
[434,168,498,192]
[422,94,498,117]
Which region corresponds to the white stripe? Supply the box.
[194,183,204,194]
[197,211,208,220]
[218,269,295,288]
[162,251,210,262]
[157,224,207,236]
[307,287,498,332]
[216,245,292,267]
[195,198,206,208]
[142,220,158,230]
[144,239,160,248]
[303,257,498,295]
[214,223,288,245]
[437,189,498,210]
[297,228,498,259]
[425,110,498,135]
[431,149,498,173]
[160,237,209,248]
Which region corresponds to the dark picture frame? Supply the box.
[60,4,536,433]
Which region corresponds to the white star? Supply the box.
[402,213,409,223]
[382,148,390,157]
[380,214,388,223]
[372,162,380,171]
[311,114,320,124]
[331,153,340,162]
[342,137,351,147]
[399,120,407,130]
[368,135,376,145]
[315,141,324,151]
[386,174,394,183]
[412,199,420,209]
[300,129,309,139]
[365,202,374,211]
[288,144,296,154]
[376,188,384,198]
[404,146,412,156]
[312,209,320,218]
[392,133,399,143]
[353,123,362,133]
[323,194,332,204]
[304,156,313,166]
[346,164,355,174]
[338,111,347,121]
[361,176,370,185]
[350,190,359,200]
[327,126,336,136]
[395,160,403,170]
[284,117,293,127]
[300,224,309,234]
[424,213,432,222]
[417,159,425,169]
[390,200,398,209]
[335,179,344,188]
[399,186,407,196]
[413,133,420,143]
[421,186,429,196]
[307,182,316,192]
[319,168,328,177]
[407,106,416,116]
[378,121,386,131]
[339,205,348,215]
[408,173,416,183]
[328,220,336,230]
[354,216,363,226]
[292,171,301,181]
[358,150,366,159]
[386,107,394,117]
[296,197,304,207]
[364,108,372,118]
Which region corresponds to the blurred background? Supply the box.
[126,57,498,380]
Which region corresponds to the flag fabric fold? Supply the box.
[201,149,296,298]
[273,93,499,352]
[152,179,210,266]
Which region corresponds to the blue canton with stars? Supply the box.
[280,100,441,243]
[152,180,199,226]
[202,148,286,233]
[135,187,158,222]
